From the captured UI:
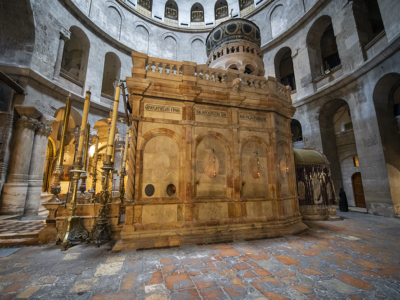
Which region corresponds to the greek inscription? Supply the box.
[144,104,181,114]
[239,114,267,122]
[195,109,227,118]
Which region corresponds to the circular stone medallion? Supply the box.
[145,184,155,197]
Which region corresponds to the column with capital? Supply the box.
[0,116,40,215]
[53,27,71,82]
[25,121,54,216]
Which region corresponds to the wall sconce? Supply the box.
[212,148,217,178]
[257,172,261,178]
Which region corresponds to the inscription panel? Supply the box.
[143,103,182,121]
[195,107,228,124]
[239,114,267,122]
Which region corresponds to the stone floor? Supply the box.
[1,212,400,300]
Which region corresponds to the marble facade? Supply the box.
[113,49,307,250]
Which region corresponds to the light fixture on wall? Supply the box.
[254,151,261,178]
[212,148,217,177]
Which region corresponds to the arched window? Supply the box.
[240,0,254,11]
[191,3,204,22]
[101,53,121,99]
[320,24,341,72]
[275,47,296,91]
[138,0,152,12]
[353,0,384,48]
[215,0,228,20]
[306,16,341,79]
[165,0,178,20]
[290,119,302,142]
[60,26,90,92]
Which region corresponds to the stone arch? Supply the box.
[161,34,179,61]
[61,26,91,91]
[240,136,271,198]
[372,73,400,215]
[274,47,296,91]
[139,128,182,199]
[134,25,150,54]
[290,119,302,143]
[318,98,357,202]
[0,0,35,67]
[190,38,206,64]
[101,52,121,97]
[105,5,123,40]
[194,131,233,199]
[306,15,341,80]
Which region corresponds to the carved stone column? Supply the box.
[25,124,53,216]
[53,27,71,81]
[0,113,14,193]
[1,116,40,215]
[126,115,140,201]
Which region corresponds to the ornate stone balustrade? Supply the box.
[131,52,292,112]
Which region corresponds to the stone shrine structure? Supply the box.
[113,18,307,250]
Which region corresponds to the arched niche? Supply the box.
[162,36,177,61]
[101,52,121,97]
[372,73,400,215]
[194,133,231,198]
[290,119,302,143]
[277,141,291,196]
[165,0,178,21]
[106,6,122,40]
[60,26,90,90]
[306,16,341,80]
[240,138,269,199]
[140,133,180,199]
[135,25,149,54]
[215,0,228,20]
[191,39,206,64]
[191,3,204,22]
[270,5,286,38]
[275,47,296,91]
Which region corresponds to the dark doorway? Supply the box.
[352,172,366,208]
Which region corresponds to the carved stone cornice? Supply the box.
[15,116,40,131]
[36,124,53,137]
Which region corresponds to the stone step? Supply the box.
[348,206,368,213]
[0,237,38,247]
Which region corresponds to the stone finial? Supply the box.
[15,116,40,131]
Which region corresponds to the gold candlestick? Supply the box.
[79,123,90,197]
[49,93,72,202]
[88,82,120,245]
[62,88,92,249]
[90,134,99,203]
[119,124,130,203]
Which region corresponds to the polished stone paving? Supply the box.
[1,212,400,299]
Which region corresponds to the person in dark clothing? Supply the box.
[339,188,349,212]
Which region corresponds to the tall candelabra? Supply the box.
[89,133,99,203]
[88,82,120,245]
[49,94,72,202]
[62,88,91,249]
[79,123,90,198]
[119,123,130,203]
